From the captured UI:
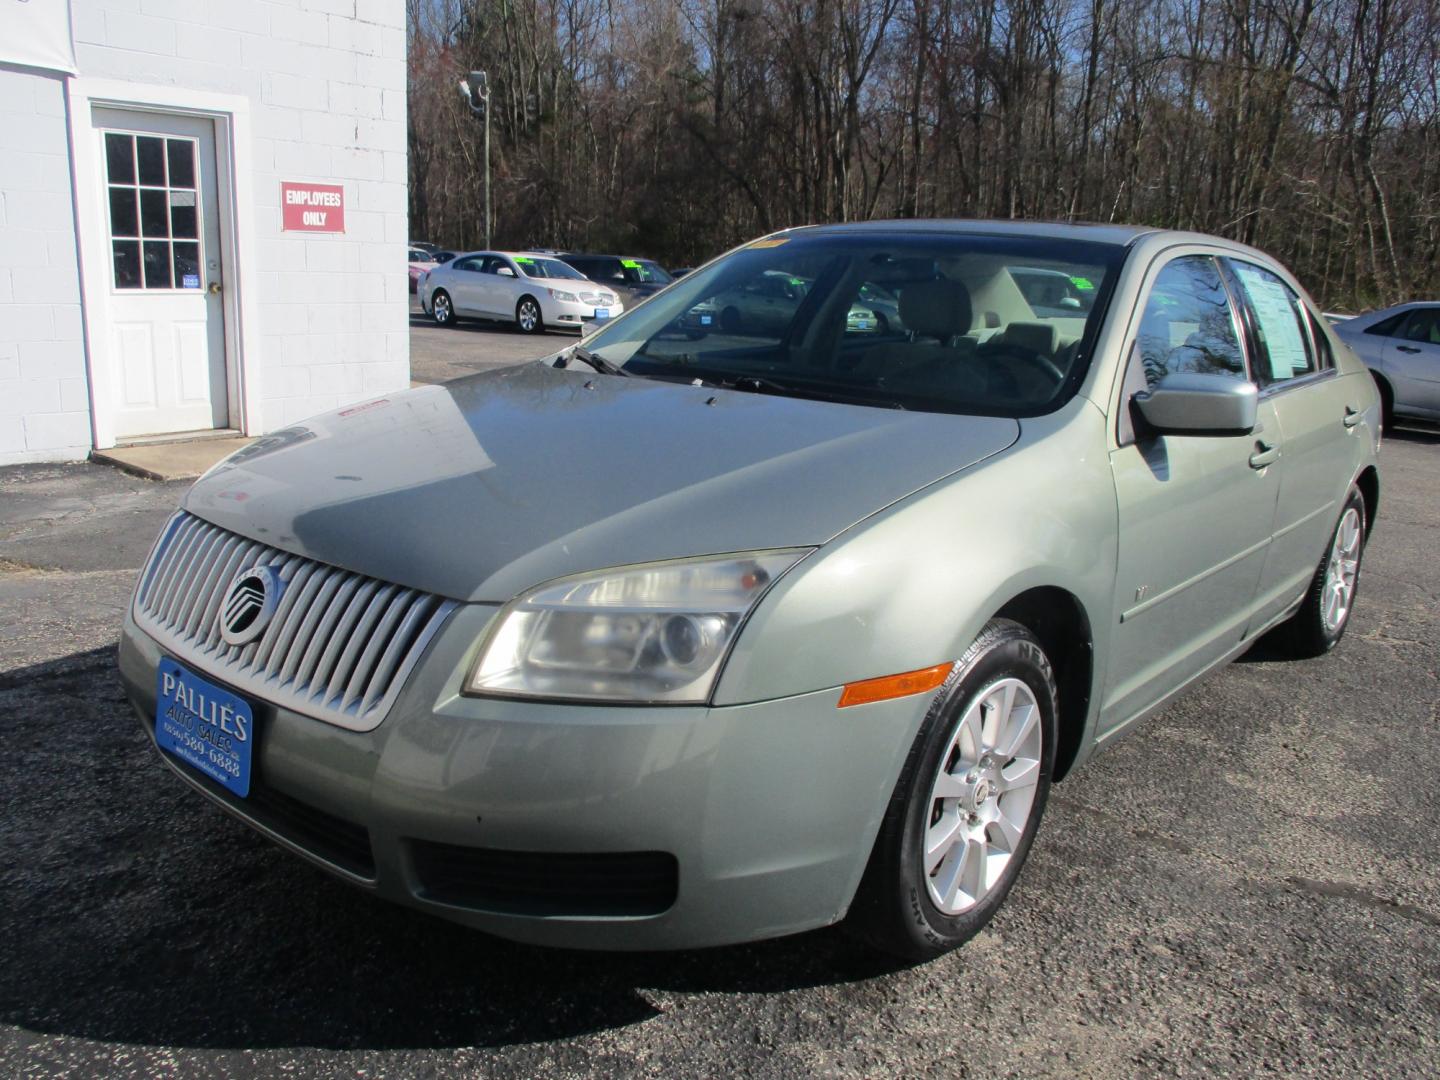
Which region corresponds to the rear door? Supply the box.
[1225,259,1365,628]
[1102,253,1281,733]
[445,255,487,313]
[1383,307,1440,414]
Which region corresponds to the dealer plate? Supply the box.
[592,307,612,319]
[155,658,254,798]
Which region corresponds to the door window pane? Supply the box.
[109,187,138,237]
[1136,256,1246,387]
[173,242,201,287]
[1230,262,1316,384]
[112,240,141,288]
[143,241,173,288]
[136,136,166,186]
[170,201,198,239]
[140,189,169,237]
[1399,309,1440,344]
[1364,312,1407,337]
[166,139,195,188]
[105,133,134,184]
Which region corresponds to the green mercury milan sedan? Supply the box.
[119,221,1381,959]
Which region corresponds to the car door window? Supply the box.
[1135,256,1247,387]
[1363,312,1408,337]
[450,256,482,272]
[1399,308,1440,344]
[1229,261,1322,385]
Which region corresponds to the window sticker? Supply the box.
[621,259,641,268]
[181,273,201,289]
[1070,275,1095,291]
[1235,265,1310,380]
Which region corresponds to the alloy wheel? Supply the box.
[922,677,1044,915]
[518,300,539,332]
[1321,506,1362,633]
[433,292,452,324]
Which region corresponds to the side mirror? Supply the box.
[1133,373,1257,437]
[497,266,515,277]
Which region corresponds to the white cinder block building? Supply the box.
[1,0,409,465]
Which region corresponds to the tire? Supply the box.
[516,296,543,334]
[1372,374,1395,433]
[431,290,457,327]
[847,619,1058,961]
[1283,485,1367,658]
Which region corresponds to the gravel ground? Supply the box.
[1,415,1437,1078]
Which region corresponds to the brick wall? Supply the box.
[0,67,92,463]
[0,0,408,465]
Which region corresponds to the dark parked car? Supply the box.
[560,253,674,308]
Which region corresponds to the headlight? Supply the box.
[547,287,579,302]
[465,551,807,703]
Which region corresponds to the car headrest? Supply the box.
[898,280,972,340]
[999,320,1060,356]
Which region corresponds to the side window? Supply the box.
[1135,256,1246,387]
[452,256,481,272]
[1230,262,1317,385]
[1399,309,1440,344]
[1364,312,1408,337]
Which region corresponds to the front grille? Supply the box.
[135,512,457,731]
[410,840,679,917]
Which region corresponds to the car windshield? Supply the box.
[582,231,1125,417]
[516,256,585,280]
[623,259,672,285]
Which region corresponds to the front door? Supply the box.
[95,108,228,438]
[1101,254,1281,734]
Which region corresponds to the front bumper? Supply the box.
[119,605,923,950]
[543,296,625,331]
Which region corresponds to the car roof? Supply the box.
[561,252,661,262]
[788,218,1159,247]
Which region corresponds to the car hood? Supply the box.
[185,363,1019,602]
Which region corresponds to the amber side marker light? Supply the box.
[837,662,954,708]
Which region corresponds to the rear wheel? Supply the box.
[516,296,543,334]
[1283,485,1367,657]
[432,290,456,327]
[847,619,1057,961]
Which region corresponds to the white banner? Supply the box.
[0,0,77,74]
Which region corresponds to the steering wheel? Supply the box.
[978,345,1066,396]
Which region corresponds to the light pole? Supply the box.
[459,70,492,248]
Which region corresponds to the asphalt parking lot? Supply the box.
[1,330,1437,1075]
[407,299,563,384]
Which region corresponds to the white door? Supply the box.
[95,108,228,438]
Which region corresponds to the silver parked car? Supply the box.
[120,221,1381,959]
[418,250,623,334]
[1332,301,1440,427]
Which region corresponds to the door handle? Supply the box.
[1248,440,1280,469]
[1342,406,1362,428]
[1396,345,1421,354]
[207,281,222,295]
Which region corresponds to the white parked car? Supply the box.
[418,250,624,334]
[1333,301,1440,427]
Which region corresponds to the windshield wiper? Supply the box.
[560,345,629,377]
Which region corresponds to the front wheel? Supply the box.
[847,619,1057,961]
[516,296,543,335]
[1283,485,1367,657]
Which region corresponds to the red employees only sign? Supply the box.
[280,182,345,233]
